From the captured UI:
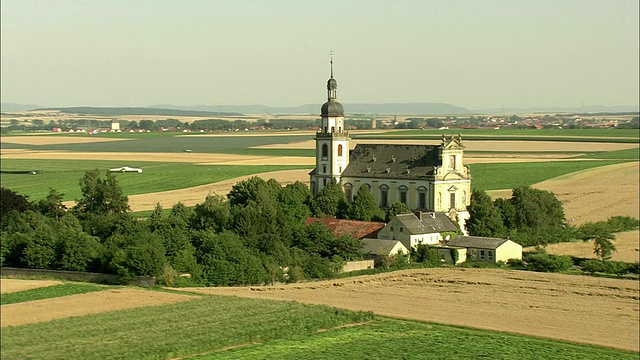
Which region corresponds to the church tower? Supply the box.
[310,56,350,195]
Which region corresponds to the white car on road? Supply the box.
[109,166,142,173]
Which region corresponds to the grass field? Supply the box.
[1,286,635,360]
[0,134,314,153]
[1,283,108,305]
[352,128,640,139]
[0,294,373,360]
[0,159,308,201]
[578,147,640,160]
[200,318,637,360]
[468,160,622,190]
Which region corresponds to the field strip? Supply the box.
[0,150,315,165]
[60,168,313,212]
[533,162,639,224]
[1,288,199,327]
[0,136,132,145]
[0,279,63,294]
[524,230,640,262]
[175,268,640,352]
[254,139,638,152]
[486,162,640,224]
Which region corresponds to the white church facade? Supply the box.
[309,60,472,232]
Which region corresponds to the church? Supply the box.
[309,60,472,231]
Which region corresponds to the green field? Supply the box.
[0,159,309,201]
[1,287,634,360]
[0,293,373,360]
[353,128,640,139]
[468,160,622,191]
[201,318,636,360]
[0,134,314,153]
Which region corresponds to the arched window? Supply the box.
[379,185,389,208]
[321,144,328,158]
[338,144,343,157]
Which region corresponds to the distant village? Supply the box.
[1,111,638,134]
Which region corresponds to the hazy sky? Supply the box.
[1,0,638,109]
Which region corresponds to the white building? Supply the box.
[309,59,472,233]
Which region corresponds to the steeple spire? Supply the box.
[330,50,334,79]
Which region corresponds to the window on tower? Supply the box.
[338,144,343,157]
[322,144,328,159]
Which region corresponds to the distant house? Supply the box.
[304,218,385,240]
[445,236,522,263]
[362,238,409,258]
[377,212,459,250]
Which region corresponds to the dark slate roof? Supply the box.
[321,100,344,116]
[362,238,407,256]
[304,218,385,239]
[395,212,459,234]
[340,144,440,180]
[446,236,511,250]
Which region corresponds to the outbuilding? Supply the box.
[445,236,522,263]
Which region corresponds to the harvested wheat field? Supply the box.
[534,162,639,224]
[0,279,62,294]
[180,268,640,352]
[255,139,638,152]
[1,288,199,327]
[0,150,315,166]
[524,230,640,262]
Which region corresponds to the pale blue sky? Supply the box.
[1,0,638,109]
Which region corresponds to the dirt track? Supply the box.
[179,268,640,352]
[0,287,199,327]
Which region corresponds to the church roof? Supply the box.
[341,144,441,180]
[304,217,385,239]
[394,212,459,234]
[446,236,512,250]
[321,100,344,116]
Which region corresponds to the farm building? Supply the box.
[377,211,460,250]
[445,236,522,263]
[304,218,385,240]
[361,238,409,266]
[309,59,471,232]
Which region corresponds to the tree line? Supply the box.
[1,172,407,286]
[466,187,638,262]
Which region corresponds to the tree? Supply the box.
[38,188,67,219]
[577,221,617,262]
[74,170,129,216]
[227,176,281,207]
[191,194,230,232]
[386,202,411,222]
[277,181,312,227]
[311,180,349,218]
[466,190,506,237]
[511,186,565,230]
[0,187,35,222]
[347,186,384,221]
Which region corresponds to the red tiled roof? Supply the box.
[304,218,386,239]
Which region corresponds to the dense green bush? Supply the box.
[523,250,573,272]
[580,259,638,276]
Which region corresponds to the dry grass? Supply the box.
[0,136,132,146]
[0,279,62,294]
[177,267,640,352]
[1,288,199,327]
[525,230,640,262]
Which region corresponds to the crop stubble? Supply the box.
[180,268,640,352]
